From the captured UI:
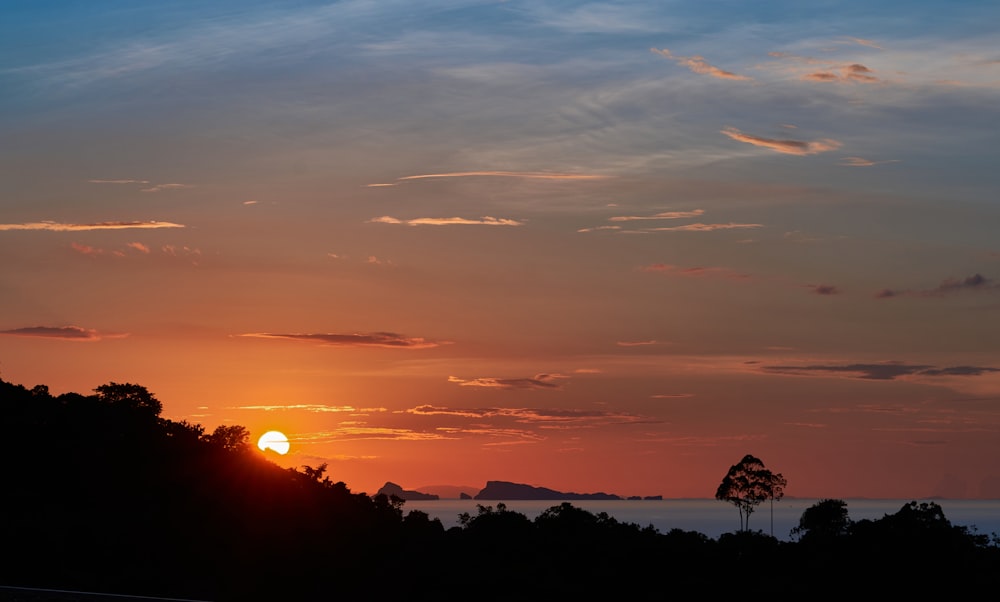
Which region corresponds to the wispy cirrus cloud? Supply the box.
[617,340,659,347]
[231,404,386,414]
[240,331,444,349]
[141,183,194,193]
[645,222,764,232]
[840,156,900,167]
[87,179,193,192]
[640,264,751,279]
[448,374,566,390]
[651,48,752,81]
[70,242,200,260]
[368,216,523,226]
[87,179,150,185]
[298,427,453,442]
[399,171,611,182]
[842,37,884,50]
[0,326,119,341]
[406,405,648,426]
[876,273,999,298]
[0,220,184,231]
[609,209,704,222]
[371,171,612,186]
[721,127,842,156]
[761,361,1000,381]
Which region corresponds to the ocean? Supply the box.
[402,498,1000,541]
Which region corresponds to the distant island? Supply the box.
[377,481,439,500]
[392,480,663,500]
[475,480,621,500]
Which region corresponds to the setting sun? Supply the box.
[257,430,290,455]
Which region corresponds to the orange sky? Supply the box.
[2,1,1000,499]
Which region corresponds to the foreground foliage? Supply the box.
[1,378,997,600]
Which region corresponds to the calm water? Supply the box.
[403,498,1000,541]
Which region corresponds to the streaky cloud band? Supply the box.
[0,220,185,231]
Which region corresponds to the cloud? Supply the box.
[929,273,995,295]
[406,405,647,426]
[840,156,900,167]
[617,340,659,347]
[240,331,443,349]
[0,220,185,231]
[576,225,622,233]
[395,171,611,182]
[0,326,113,341]
[802,63,882,84]
[298,427,453,442]
[721,127,842,156]
[368,216,523,226]
[809,284,840,295]
[651,48,752,81]
[646,222,764,232]
[87,179,150,185]
[609,209,705,222]
[140,183,194,193]
[877,273,999,298]
[127,242,150,253]
[231,404,386,414]
[448,374,566,390]
[843,37,884,50]
[640,264,751,279]
[761,361,1000,381]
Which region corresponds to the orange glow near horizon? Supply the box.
[3,2,1000,502]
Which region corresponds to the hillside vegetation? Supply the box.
[1,379,996,600]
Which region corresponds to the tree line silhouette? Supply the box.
[1,378,997,600]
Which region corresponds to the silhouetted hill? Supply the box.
[475,480,621,500]
[1,377,997,599]
[377,481,439,500]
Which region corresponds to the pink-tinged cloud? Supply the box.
[876,273,998,298]
[161,245,201,258]
[71,242,103,256]
[617,340,659,347]
[577,225,622,233]
[368,216,523,226]
[240,332,444,349]
[651,48,752,81]
[406,405,648,426]
[803,63,881,84]
[721,127,842,156]
[840,156,900,167]
[647,222,764,232]
[395,171,611,182]
[127,242,150,253]
[448,374,566,390]
[140,183,193,193]
[609,209,705,222]
[0,221,185,231]
[87,179,150,185]
[761,361,1000,381]
[0,326,109,341]
[640,263,751,279]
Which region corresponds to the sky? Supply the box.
[2,0,999,500]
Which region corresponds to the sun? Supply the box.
[257,430,290,455]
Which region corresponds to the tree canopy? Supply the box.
[715,454,787,532]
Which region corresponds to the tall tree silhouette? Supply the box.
[715,454,786,532]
